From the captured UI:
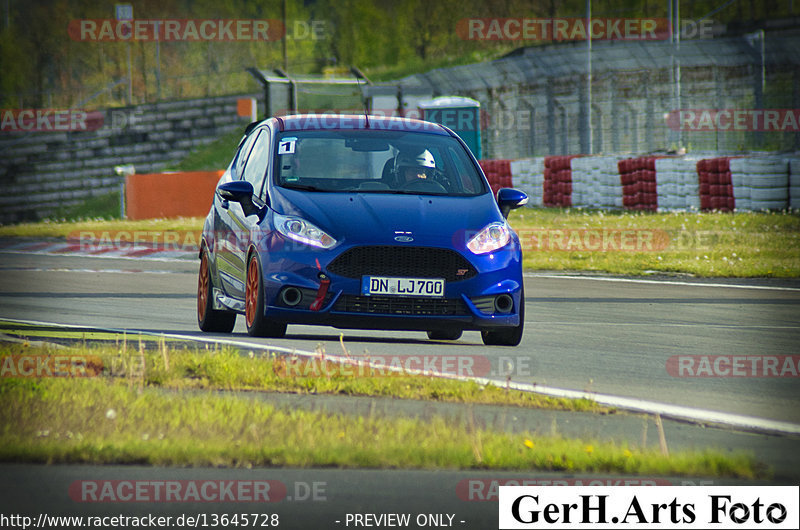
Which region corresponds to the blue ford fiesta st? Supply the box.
[197,114,528,346]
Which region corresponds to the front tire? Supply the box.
[245,253,287,338]
[197,250,236,333]
[481,288,525,346]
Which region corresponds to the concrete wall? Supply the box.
[0,93,258,223]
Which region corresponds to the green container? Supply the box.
[418,97,481,159]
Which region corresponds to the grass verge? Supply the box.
[0,217,203,239]
[510,209,800,277]
[0,209,797,277]
[53,191,123,221]
[0,339,602,412]
[0,342,764,477]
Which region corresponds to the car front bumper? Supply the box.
[255,240,523,332]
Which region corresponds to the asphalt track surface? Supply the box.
[1,250,798,425]
[1,248,799,528]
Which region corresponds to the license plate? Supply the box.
[362,276,445,297]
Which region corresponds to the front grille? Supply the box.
[327,246,476,282]
[333,295,468,316]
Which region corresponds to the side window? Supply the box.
[233,132,259,179]
[242,130,270,195]
[447,146,476,194]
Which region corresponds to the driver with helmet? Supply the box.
[394,149,436,183]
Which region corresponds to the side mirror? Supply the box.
[496,188,529,218]
[217,180,261,217]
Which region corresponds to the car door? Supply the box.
[215,129,261,299]
[224,127,272,300]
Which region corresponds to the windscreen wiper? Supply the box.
[279,182,324,192]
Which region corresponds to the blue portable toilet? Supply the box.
[418,97,481,159]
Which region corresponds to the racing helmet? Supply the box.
[395,149,436,179]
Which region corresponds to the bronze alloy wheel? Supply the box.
[197,250,236,333]
[245,253,287,338]
[198,252,210,322]
[245,256,259,329]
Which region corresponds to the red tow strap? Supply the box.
[309,274,330,312]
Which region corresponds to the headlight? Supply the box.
[274,213,337,249]
[467,221,510,254]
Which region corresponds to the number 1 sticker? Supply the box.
[278,138,296,155]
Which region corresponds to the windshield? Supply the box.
[275,130,487,196]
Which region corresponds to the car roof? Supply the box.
[275,114,451,135]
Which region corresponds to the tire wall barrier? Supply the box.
[790,157,800,211]
[478,159,512,197]
[618,156,665,211]
[504,154,797,212]
[509,157,545,207]
[543,155,582,207]
[729,157,789,211]
[570,156,624,209]
[697,158,735,211]
[654,157,701,211]
[125,170,224,220]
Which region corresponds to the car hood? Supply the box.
[269,188,503,247]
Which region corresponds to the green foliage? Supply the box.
[47,191,123,221]
[4,0,788,108]
[171,129,243,171]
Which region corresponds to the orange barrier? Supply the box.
[125,170,224,220]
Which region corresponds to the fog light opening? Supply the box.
[281,287,303,307]
[494,294,514,314]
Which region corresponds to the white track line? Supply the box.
[525,321,800,330]
[5,317,800,437]
[525,273,800,292]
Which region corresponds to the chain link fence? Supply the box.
[398,30,800,159]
